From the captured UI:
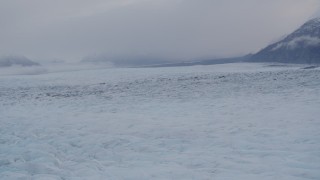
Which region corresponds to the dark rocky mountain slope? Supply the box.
[250,18,320,64]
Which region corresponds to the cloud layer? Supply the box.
[0,0,319,63]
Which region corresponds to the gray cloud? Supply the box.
[0,0,319,64]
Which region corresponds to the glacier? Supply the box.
[0,63,319,180]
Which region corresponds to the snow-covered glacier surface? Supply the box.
[0,63,319,180]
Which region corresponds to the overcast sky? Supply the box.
[1,0,320,63]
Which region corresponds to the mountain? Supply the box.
[250,18,320,64]
[0,56,40,67]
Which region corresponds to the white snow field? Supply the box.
[0,63,320,180]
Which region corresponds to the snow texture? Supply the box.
[0,63,320,179]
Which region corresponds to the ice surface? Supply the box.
[0,63,319,179]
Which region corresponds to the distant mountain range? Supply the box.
[0,56,39,67]
[2,18,319,68]
[250,17,320,64]
[148,17,320,67]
